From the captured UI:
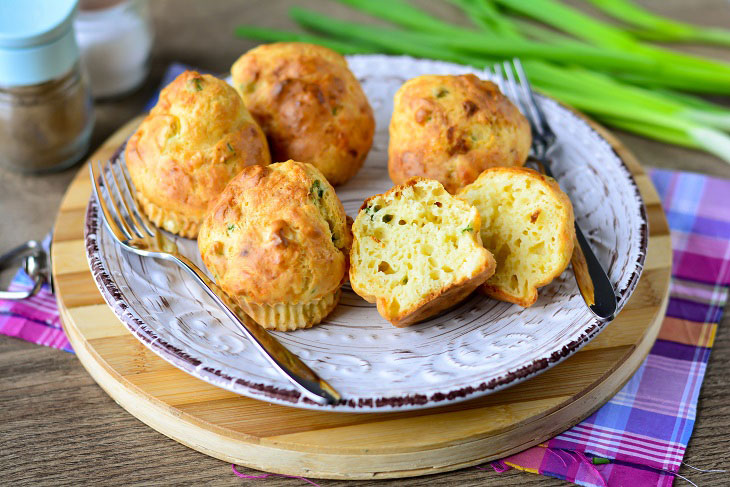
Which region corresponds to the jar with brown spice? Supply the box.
[0,0,94,173]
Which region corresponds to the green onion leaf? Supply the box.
[584,0,730,47]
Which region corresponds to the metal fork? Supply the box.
[89,158,341,405]
[489,59,618,320]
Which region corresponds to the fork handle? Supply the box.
[170,253,342,405]
[533,159,617,320]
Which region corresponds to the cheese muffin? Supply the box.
[198,160,352,330]
[457,167,575,307]
[231,42,375,185]
[350,178,496,327]
[125,71,270,238]
[389,74,531,194]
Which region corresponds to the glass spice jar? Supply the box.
[0,0,94,173]
[75,0,154,99]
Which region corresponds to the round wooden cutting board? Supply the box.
[51,116,671,480]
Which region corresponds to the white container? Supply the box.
[0,0,94,172]
[74,0,153,98]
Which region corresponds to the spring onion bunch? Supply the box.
[234,0,730,164]
[584,0,730,47]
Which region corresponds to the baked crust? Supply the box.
[386,265,495,327]
[458,167,575,307]
[125,71,270,238]
[231,42,374,185]
[349,178,496,327]
[389,74,531,194]
[238,288,341,331]
[198,160,351,329]
[135,189,200,239]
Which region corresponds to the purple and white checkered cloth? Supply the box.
[0,257,71,353]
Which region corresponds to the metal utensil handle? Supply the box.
[0,240,47,301]
[170,253,341,405]
[534,160,618,320]
[572,224,617,319]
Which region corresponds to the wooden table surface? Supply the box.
[1,1,729,485]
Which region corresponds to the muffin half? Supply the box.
[198,160,352,330]
[458,167,575,307]
[389,74,531,194]
[350,178,496,327]
[231,42,375,185]
[125,70,270,238]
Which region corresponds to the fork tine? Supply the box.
[90,161,132,243]
[100,160,136,240]
[513,58,554,138]
[501,61,539,133]
[501,62,519,102]
[118,159,156,237]
[107,161,145,239]
[500,60,545,153]
[489,64,506,94]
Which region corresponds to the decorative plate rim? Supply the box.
[84,54,648,412]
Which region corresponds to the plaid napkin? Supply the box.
[0,265,72,353]
[492,168,729,486]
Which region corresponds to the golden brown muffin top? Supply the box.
[198,160,352,305]
[125,70,270,224]
[388,73,530,193]
[231,42,374,185]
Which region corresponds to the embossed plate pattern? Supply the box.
[85,55,647,412]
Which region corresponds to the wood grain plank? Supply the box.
[58,176,92,212]
[618,268,670,312]
[581,319,650,351]
[51,240,89,276]
[634,174,662,207]
[165,345,632,439]
[647,203,671,237]
[51,271,106,308]
[645,235,673,272]
[69,304,129,340]
[123,367,244,405]
[265,396,569,450]
[53,206,87,243]
[88,335,184,376]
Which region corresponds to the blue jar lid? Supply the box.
[0,0,80,86]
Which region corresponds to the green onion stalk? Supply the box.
[342,0,730,86]
[452,0,730,127]
[583,0,730,47]
[295,11,657,74]
[303,1,730,125]
[492,0,730,74]
[234,1,730,164]
[455,0,730,91]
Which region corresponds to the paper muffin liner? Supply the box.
[136,191,201,239]
[238,288,341,331]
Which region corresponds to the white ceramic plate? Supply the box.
[85,55,647,412]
